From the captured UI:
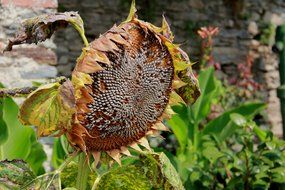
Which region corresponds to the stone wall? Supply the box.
[54,0,284,136]
[0,0,58,89]
[0,0,58,171]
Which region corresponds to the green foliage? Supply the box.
[52,136,69,168]
[0,98,8,146]
[258,22,275,45]
[0,160,35,190]
[96,153,184,190]
[0,96,47,175]
[60,161,97,189]
[167,66,285,189]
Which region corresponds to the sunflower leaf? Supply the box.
[19,80,76,136]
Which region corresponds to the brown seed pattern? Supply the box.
[82,24,174,151]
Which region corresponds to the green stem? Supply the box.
[21,152,77,189]
[72,24,89,47]
[91,175,101,190]
[76,153,90,190]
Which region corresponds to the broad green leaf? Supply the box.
[167,114,188,152]
[191,66,221,123]
[96,152,184,190]
[0,98,8,146]
[1,97,33,160]
[0,97,47,175]
[0,160,35,190]
[230,113,247,127]
[202,102,266,136]
[52,136,68,169]
[217,113,247,142]
[25,133,47,175]
[19,80,76,136]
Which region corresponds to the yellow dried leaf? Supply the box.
[162,15,174,41]
[19,80,76,136]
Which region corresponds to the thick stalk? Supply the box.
[76,153,90,190]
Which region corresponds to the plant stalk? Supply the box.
[76,153,90,190]
[0,76,67,98]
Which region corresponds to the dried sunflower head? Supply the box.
[67,1,200,164]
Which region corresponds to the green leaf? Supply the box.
[0,97,46,175]
[96,152,184,190]
[230,113,247,127]
[167,114,188,152]
[1,97,33,160]
[202,146,224,162]
[202,102,266,136]
[19,80,76,136]
[217,113,247,142]
[0,160,36,189]
[25,133,47,175]
[0,98,8,146]
[271,167,285,183]
[52,136,68,169]
[191,66,221,123]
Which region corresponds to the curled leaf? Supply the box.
[4,11,87,51]
[19,80,76,136]
[176,69,201,105]
[162,15,174,42]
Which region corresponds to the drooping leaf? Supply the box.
[19,80,76,136]
[0,160,35,190]
[202,102,266,136]
[217,113,247,142]
[96,152,184,190]
[4,11,87,51]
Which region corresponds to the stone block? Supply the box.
[1,0,57,9]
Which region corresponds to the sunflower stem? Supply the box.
[76,153,90,190]
[71,23,89,47]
